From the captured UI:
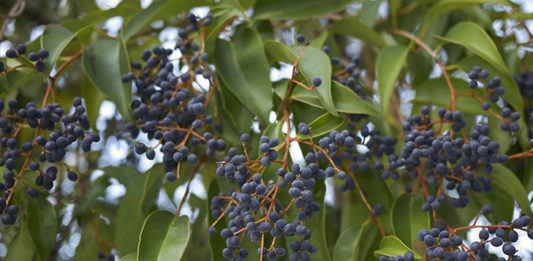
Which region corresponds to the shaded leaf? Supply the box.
[115,164,164,254]
[5,222,35,261]
[330,18,387,49]
[353,219,381,261]
[40,24,76,73]
[376,45,409,115]
[374,236,421,259]
[253,0,353,20]
[333,225,361,261]
[491,164,532,217]
[214,26,272,124]
[27,197,57,261]
[426,0,515,22]
[82,37,133,121]
[392,194,429,248]
[137,211,190,261]
[435,22,521,111]
[305,113,344,138]
[122,0,209,40]
[306,179,331,261]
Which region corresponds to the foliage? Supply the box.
[0,0,532,261]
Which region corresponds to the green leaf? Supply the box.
[413,77,513,153]
[5,222,35,261]
[435,22,521,110]
[304,113,344,138]
[74,220,112,261]
[116,164,164,254]
[426,0,515,22]
[330,18,387,49]
[359,0,383,26]
[137,211,190,261]
[82,37,133,121]
[81,74,105,129]
[333,225,361,261]
[122,0,209,40]
[264,40,297,64]
[207,179,226,260]
[353,220,381,261]
[76,176,110,216]
[214,26,272,124]
[456,56,527,150]
[376,45,409,115]
[120,253,137,261]
[40,24,76,73]
[27,197,58,261]
[292,46,337,116]
[253,0,353,20]
[491,164,533,217]
[391,194,429,248]
[306,179,331,261]
[374,236,421,259]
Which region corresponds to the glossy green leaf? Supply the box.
[5,222,35,261]
[76,176,110,216]
[359,0,383,26]
[214,26,272,124]
[74,220,112,261]
[27,197,58,261]
[264,40,297,64]
[426,0,515,22]
[491,164,533,217]
[333,225,361,261]
[115,164,164,254]
[330,18,387,49]
[376,45,409,115]
[253,0,353,20]
[436,22,520,107]
[374,236,421,259]
[414,77,513,153]
[304,113,345,138]
[122,0,209,40]
[40,24,75,73]
[81,74,105,130]
[207,179,227,260]
[456,56,527,150]
[306,179,331,261]
[82,37,133,121]
[392,194,429,248]
[120,253,137,261]
[293,46,336,116]
[137,211,190,261]
[353,220,381,261]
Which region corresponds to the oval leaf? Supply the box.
[330,18,387,49]
[253,0,353,20]
[214,26,272,124]
[333,225,361,261]
[392,194,429,248]
[426,0,515,22]
[376,45,408,115]
[137,211,190,261]
[374,236,421,259]
[435,22,521,112]
[82,37,133,121]
[292,46,337,116]
[115,164,164,254]
[40,24,75,73]
[122,0,208,40]
[491,164,533,217]
[27,197,57,261]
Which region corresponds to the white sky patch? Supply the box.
[96,0,121,10]
[103,16,123,37]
